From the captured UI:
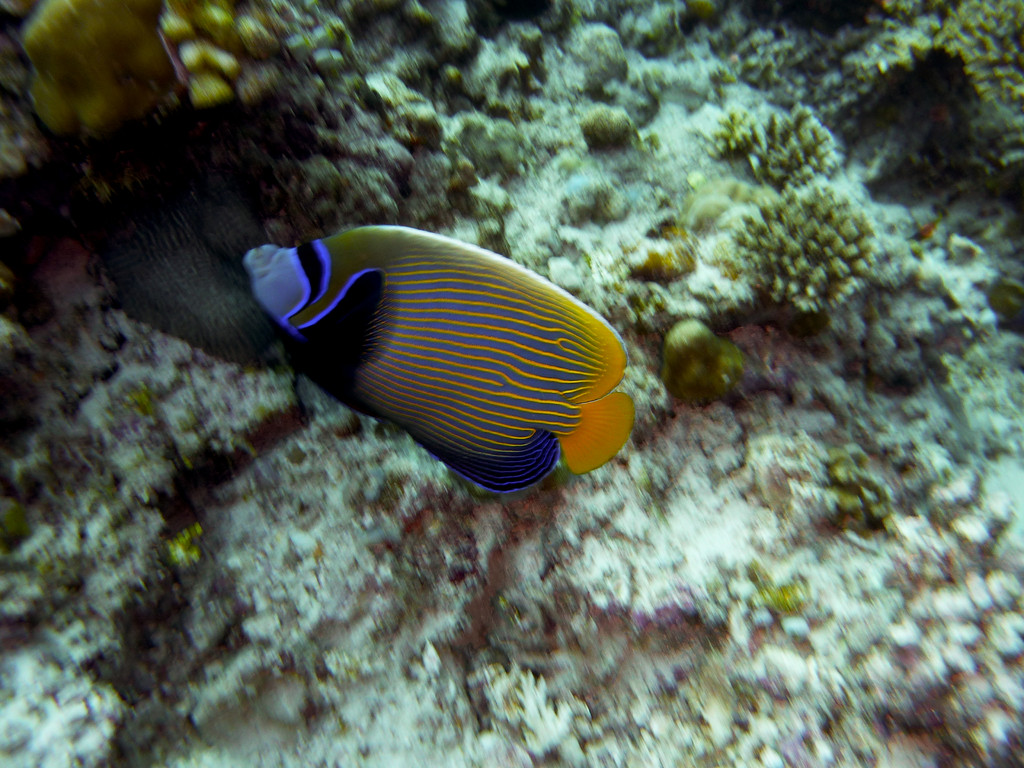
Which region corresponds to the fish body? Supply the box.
[244,226,633,492]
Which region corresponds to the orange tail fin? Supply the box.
[557,391,634,474]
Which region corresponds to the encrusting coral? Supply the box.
[628,227,696,283]
[22,0,175,134]
[826,444,893,534]
[680,176,778,232]
[579,103,635,150]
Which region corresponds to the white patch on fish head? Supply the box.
[243,245,310,322]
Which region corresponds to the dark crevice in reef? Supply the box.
[157,405,305,538]
[750,0,877,34]
[92,563,253,767]
[852,52,984,201]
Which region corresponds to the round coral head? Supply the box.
[22,0,175,135]
[661,318,744,402]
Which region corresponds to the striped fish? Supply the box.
[243,226,633,492]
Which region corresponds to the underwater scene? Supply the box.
[2,0,1024,765]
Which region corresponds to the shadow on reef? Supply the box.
[0,103,287,365]
[750,0,876,33]
[853,52,985,199]
[468,0,554,36]
[98,172,276,364]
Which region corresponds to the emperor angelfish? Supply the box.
[243,226,634,493]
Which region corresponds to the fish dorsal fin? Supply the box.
[556,391,634,474]
[375,226,631,404]
[557,302,628,405]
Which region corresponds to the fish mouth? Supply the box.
[242,245,281,277]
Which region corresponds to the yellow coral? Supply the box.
[179,40,241,80]
[187,72,234,108]
[166,522,203,566]
[22,0,175,135]
[165,0,239,48]
[194,2,233,41]
[629,227,697,282]
[235,13,279,59]
[160,11,195,42]
[661,319,744,402]
[160,0,278,108]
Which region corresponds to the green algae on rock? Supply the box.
[579,104,635,150]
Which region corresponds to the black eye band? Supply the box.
[295,242,324,303]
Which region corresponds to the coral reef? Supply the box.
[940,0,1024,110]
[471,663,592,762]
[162,0,282,109]
[627,227,697,283]
[4,1,1024,767]
[568,23,629,95]
[715,104,841,189]
[0,46,48,179]
[826,443,894,534]
[579,103,635,150]
[680,176,778,232]
[988,278,1024,326]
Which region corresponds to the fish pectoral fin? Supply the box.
[557,391,634,474]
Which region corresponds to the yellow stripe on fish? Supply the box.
[243,226,633,492]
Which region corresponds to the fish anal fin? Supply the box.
[557,391,634,474]
[420,430,561,493]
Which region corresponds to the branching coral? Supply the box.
[162,0,279,109]
[732,181,875,313]
[940,0,1024,110]
[712,106,760,157]
[714,104,840,189]
[753,105,840,187]
[471,663,590,762]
